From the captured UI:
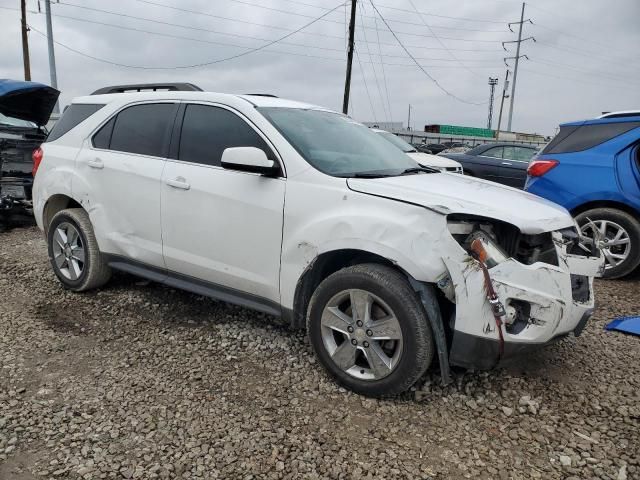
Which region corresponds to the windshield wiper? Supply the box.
[350,172,395,178]
[399,167,437,175]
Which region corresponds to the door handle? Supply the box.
[501,161,513,166]
[166,177,190,190]
[87,158,104,169]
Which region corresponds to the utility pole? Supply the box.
[504,2,534,131]
[20,0,31,81]
[44,0,59,113]
[407,104,411,131]
[342,0,357,115]
[487,77,498,129]
[495,70,510,139]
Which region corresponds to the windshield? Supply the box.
[376,131,416,153]
[258,107,418,177]
[0,113,36,128]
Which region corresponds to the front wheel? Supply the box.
[575,208,640,279]
[307,264,434,396]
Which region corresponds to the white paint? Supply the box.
[33,90,603,363]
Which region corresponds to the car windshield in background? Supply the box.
[377,131,416,153]
[0,113,36,129]
[258,108,418,177]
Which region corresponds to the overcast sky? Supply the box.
[1,0,639,135]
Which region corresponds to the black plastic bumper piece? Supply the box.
[450,308,594,370]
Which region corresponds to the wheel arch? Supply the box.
[289,249,401,330]
[43,194,83,235]
[571,200,640,220]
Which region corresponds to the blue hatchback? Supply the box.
[525,113,640,278]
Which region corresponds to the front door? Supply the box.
[160,103,285,304]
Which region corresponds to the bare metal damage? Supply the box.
[440,228,602,370]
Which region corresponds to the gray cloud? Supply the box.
[1,0,639,135]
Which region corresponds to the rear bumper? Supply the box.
[442,230,603,370]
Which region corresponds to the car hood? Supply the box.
[347,173,573,234]
[407,151,461,169]
[0,79,59,126]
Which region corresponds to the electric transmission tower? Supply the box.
[503,2,535,131]
[487,77,498,129]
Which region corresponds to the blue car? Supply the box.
[525,112,640,278]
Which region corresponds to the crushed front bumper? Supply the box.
[442,231,603,370]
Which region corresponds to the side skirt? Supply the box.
[104,254,282,317]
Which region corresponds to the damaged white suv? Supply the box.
[33,84,603,396]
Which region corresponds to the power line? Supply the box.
[371,9,393,121]
[223,0,508,25]
[24,21,502,70]
[519,67,640,92]
[406,0,484,79]
[57,0,508,44]
[13,3,503,53]
[354,47,377,122]
[17,6,503,64]
[29,1,348,69]
[367,1,508,24]
[528,59,639,87]
[368,1,487,105]
[358,5,389,122]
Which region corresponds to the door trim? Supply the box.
[104,254,282,317]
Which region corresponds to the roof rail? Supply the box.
[244,93,279,98]
[91,83,203,95]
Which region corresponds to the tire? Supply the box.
[307,263,434,397]
[47,208,111,291]
[575,208,640,279]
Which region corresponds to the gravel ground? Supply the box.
[1,226,638,480]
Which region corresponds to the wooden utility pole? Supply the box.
[20,0,31,81]
[342,0,357,115]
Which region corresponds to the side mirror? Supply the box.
[221,147,279,176]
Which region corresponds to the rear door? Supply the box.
[160,103,285,305]
[76,102,178,267]
[498,146,536,188]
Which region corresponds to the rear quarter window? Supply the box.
[46,104,104,142]
[543,122,640,154]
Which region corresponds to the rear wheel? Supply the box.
[47,208,111,291]
[575,208,640,279]
[307,264,434,396]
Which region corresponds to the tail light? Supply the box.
[527,159,559,177]
[32,147,43,177]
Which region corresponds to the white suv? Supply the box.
[33,85,603,396]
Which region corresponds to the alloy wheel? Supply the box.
[51,222,86,281]
[580,220,631,270]
[320,289,403,380]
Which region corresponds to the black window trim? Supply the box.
[169,101,286,178]
[89,100,180,159]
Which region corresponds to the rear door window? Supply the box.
[513,146,537,161]
[178,104,274,167]
[46,104,104,142]
[481,146,503,158]
[109,103,177,157]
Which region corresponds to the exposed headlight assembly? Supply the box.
[447,216,515,267]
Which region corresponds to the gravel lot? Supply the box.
[1,226,639,480]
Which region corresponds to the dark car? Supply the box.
[411,143,432,154]
[0,79,58,229]
[424,142,467,155]
[440,142,539,188]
